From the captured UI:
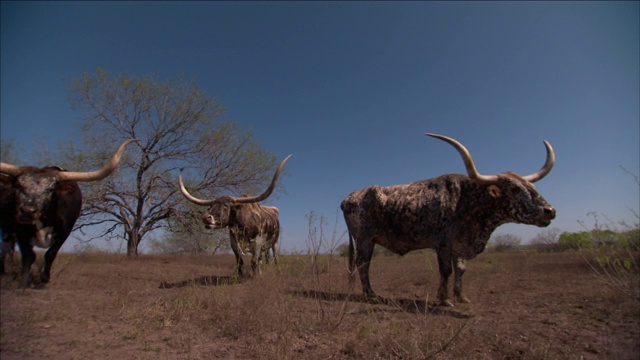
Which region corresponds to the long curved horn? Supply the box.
[0,139,137,181]
[178,175,215,206]
[56,139,138,182]
[232,154,292,203]
[426,133,499,185]
[521,140,555,183]
[0,162,22,176]
[177,154,293,206]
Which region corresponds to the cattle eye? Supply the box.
[487,185,502,198]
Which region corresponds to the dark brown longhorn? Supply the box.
[341,134,555,306]
[0,139,136,287]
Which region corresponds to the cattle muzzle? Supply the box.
[203,214,220,229]
[17,205,40,224]
[537,205,556,227]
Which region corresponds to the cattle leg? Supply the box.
[271,242,279,266]
[41,238,64,284]
[0,243,5,275]
[16,240,35,288]
[251,244,263,275]
[0,236,15,275]
[436,248,454,307]
[347,234,356,285]
[354,238,377,298]
[230,238,244,276]
[453,257,470,303]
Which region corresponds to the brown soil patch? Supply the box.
[1,251,638,359]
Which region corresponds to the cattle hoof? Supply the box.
[363,293,384,304]
[439,299,455,307]
[456,296,471,304]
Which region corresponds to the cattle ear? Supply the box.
[0,175,12,188]
[57,183,78,195]
[487,185,502,199]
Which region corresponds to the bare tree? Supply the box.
[0,138,21,164]
[66,68,279,256]
[530,227,562,246]
[490,233,521,252]
[149,202,231,255]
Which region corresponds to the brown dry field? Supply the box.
[1,250,638,359]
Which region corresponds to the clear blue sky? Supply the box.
[1,2,638,253]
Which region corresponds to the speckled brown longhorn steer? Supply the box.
[341,134,556,306]
[0,139,136,287]
[178,155,291,276]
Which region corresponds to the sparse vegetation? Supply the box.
[1,249,638,359]
[572,210,640,302]
[1,151,637,359]
[488,233,521,252]
[558,231,595,251]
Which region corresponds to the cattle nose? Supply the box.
[203,214,216,226]
[543,206,556,219]
[18,205,39,224]
[20,205,38,216]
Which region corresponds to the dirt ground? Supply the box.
[1,250,638,359]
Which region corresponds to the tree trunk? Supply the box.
[127,231,139,257]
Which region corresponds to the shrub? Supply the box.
[619,229,640,251]
[490,234,521,252]
[558,231,593,251]
[584,247,640,301]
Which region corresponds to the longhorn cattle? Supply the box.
[0,174,17,273]
[178,155,291,275]
[0,139,136,287]
[341,134,556,306]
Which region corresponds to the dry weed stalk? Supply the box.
[424,318,473,359]
[579,212,640,301]
[304,211,352,332]
[584,249,640,301]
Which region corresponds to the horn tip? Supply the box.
[425,133,445,138]
[425,133,451,142]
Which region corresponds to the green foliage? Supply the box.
[594,255,634,271]
[589,229,622,246]
[558,231,594,251]
[558,229,640,251]
[574,200,640,301]
[586,247,640,301]
[618,229,640,251]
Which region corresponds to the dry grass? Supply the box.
[1,250,639,359]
